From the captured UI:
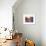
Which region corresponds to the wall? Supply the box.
[41,0,46,46]
[13,0,41,46]
[0,0,16,30]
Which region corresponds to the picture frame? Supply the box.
[23,14,35,24]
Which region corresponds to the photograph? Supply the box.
[23,14,35,24]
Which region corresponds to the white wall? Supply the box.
[12,0,46,46]
[0,0,16,30]
[13,0,41,46]
[41,0,46,46]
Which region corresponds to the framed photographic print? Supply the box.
[23,14,35,24]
